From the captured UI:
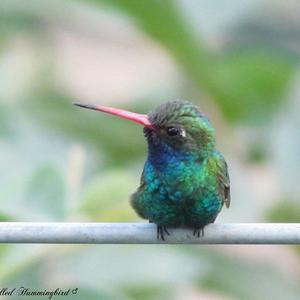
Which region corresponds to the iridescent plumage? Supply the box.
[131,101,230,239]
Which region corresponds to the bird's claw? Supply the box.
[193,227,205,238]
[157,225,170,241]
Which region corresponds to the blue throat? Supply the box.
[147,139,193,173]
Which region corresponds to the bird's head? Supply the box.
[145,100,215,158]
[74,100,215,159]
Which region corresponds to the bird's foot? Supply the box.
[193,226,205,238]
[157,225,170,241]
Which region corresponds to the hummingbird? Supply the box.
[75,100,230,240]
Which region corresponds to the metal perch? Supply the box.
[0,223,299,244]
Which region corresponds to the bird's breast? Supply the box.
[144,158,203,203]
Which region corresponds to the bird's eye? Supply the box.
[166,126,179,136]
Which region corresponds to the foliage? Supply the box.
[91,0,297,123]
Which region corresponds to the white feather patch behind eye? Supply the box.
[181,129,186,138]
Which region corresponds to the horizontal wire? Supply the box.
[0,223,299,244]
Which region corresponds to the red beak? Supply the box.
[74,103,155,129]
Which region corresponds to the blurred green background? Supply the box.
[1,0,300,299]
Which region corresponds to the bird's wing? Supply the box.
[210,152,231,208]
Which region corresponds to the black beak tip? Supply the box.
[73,103,94,110]
[74,102,84,108]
